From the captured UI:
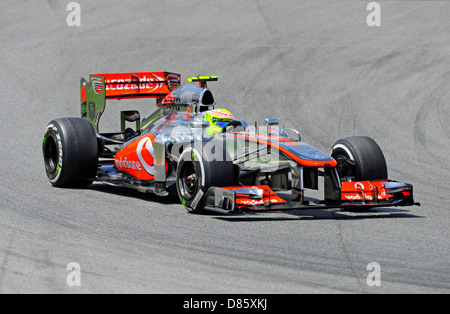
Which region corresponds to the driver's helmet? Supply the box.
[203,108,234,135]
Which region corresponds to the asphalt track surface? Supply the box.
[0,0,449,294]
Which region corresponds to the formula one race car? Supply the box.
[42,72,419,214]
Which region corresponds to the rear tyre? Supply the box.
[43,118,98,187]
[331,136,387,181]
[176,141,236,213]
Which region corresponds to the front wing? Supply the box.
[204,180,419,214]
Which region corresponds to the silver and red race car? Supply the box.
[42,72,419,214]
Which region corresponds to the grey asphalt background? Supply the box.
[0,0,449,293]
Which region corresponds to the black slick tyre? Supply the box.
[331,136,388,181]
[43,118,98,187]
[176,141,236,213]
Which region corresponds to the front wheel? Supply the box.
[331,136,388,181]
[176,141,236,213]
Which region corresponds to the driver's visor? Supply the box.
[214,121,230,128]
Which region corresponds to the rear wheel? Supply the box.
[176,141,236,213]
[331,136,387,181]
[43,118,98,187]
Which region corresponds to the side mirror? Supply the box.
[265,118,279,126]
[265,118,279,135]
[121,110,141,133]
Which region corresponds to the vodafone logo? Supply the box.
[136,137,155,176]
[116,157,142,171]
[114,136,155,177]
[238,198,281,205]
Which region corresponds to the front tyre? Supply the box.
[331,136,388,181]
[43,118,98,187]
[176,142,236,214]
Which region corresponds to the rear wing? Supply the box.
[80,72,181,132]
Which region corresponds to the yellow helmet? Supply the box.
[203,109,234,135]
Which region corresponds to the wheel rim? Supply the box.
[44,135,58,175]
[333,152,358,180]
[179,162,199,200]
